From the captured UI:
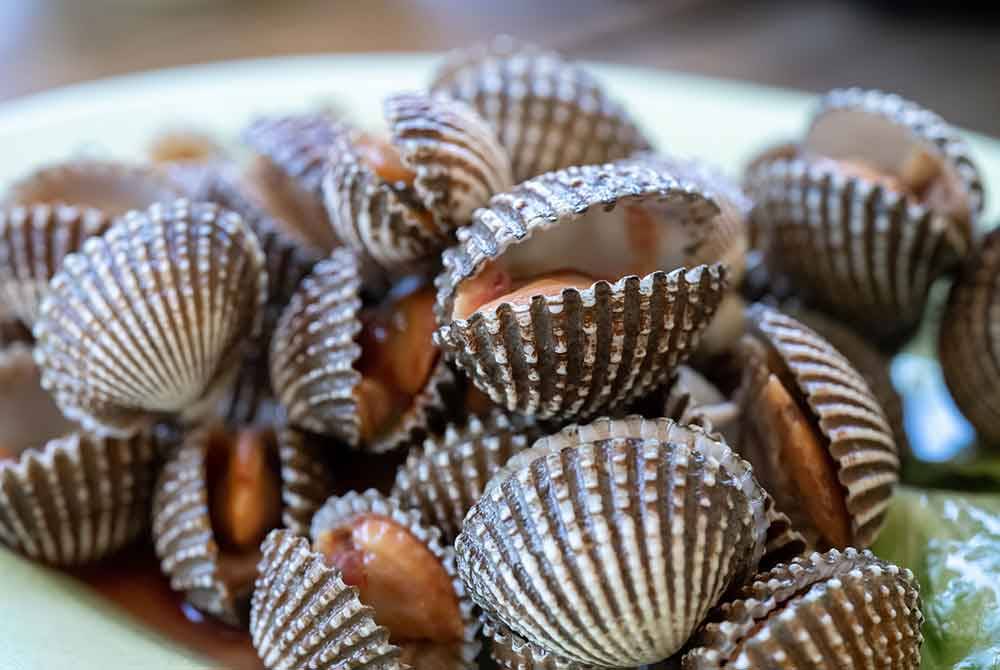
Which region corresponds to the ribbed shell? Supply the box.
[33,200,268,437]
[152,425,275,626]
[745,152,967,344]
[742,305,899,548]
[390,411,542,541]
[251,529,404,670]
[759,493,808,574]
[0,204,111,327]
[323,93,512,272]
[455,416,769,667]
[485,616,592,670]
[683,548,923,669]
[430,38,651,182]
[310,490,482,666]
[0,429,157,566]
[787,306,908,457]
[278,426,336,537]
[940,226,1000,444]
[2,160,183,217]
[271,250,457,452]
[242,114,345,252]
[435,163,726,421]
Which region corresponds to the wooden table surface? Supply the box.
[2,0,999,134]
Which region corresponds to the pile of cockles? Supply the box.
[7,35,995,669]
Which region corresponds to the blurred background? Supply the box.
[2,0,999,134]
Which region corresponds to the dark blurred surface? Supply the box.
[1,0,999,135]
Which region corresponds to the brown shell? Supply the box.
[278,426,336,537]
[148,128,223,165]
[430,37,651,182]
[270,249,458,452]
[390,411,542,541]
[33,200,268,438]
[758,493,808,573]
[251,529,404,670]
[456,416,769,667]
[3,160,183,217]
[323,92,512,272]
[0,319,32,348]
[310,490,482,666]
[0,204,111,327]
[741,304,899,548]
[242,114,344,253]
[485,616,592,670]
[435,163,727,422]
[683,548,923,669]
[940,226,1000,444]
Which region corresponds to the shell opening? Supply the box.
[242,157,338,252]
[0,346,76,460]
[313,513,465,645]
[452,200,704,321]
[353,284,439,443]
[205,426,282,588]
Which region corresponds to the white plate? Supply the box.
[1,53,998,669]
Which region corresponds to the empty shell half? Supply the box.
[431,37,651,181]
[390,410,541,541]
[324,92,513,271]
[33,199,268,437]
[739,304,899,549]
[309,490,480,667]
[456,415,769,667]
[434,162,727,422]
[745,88,981,345]
[152,423,284,626]
[683,548,923,669]
[271,249,459,452]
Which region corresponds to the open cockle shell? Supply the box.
[435,163,727,422]
[430,37,651,182]
[33,199,268,438]
[251,529,404,670]
[278,426,336,537]
[683,548,923,669]
[745,89,981,345]
[310,489,482,667]
[0,204,111,327]
[740,305,899,549]
[390,410,541,541]
[242,114,345,253]
[456,416,769,667]
[940,226,1000,445]
[324,92,512,272]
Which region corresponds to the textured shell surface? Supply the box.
[456,416,769,667]
[940,226,1000,445]
[278,425,336,537]
[251,528,404,670]
[3,160,184,217]
[33,199,268,438]
[758,492,808,574]
[683,547,923,670]
[430,38,651,182]
[0,204,112,327]
[310,489,482,666]
[435,163,727,421]
[741,304,899,548]
[390,410,541,541]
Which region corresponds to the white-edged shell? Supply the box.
[33,199,268,437]
[683,548,923,669]
[278,426,336,537]
[455,416,769,667]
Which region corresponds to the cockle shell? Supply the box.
[683,548,923,669]
[390,410,542,541]
[745,89,981,345]
[270,249,458,452]
[242,114,345,253]
[455,416,769,667]
[278,426,336,537]
[324,92,513,271]
[0,204,111,327]
[434,163,727,422]
[661,365,739,440]
[940,226,1000,445]
[33,199,268,437]
[740,304,899,549]
[430,37,652,182]
[0,344,157,565]
[759,493,807,573]
[250,529,404,670]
